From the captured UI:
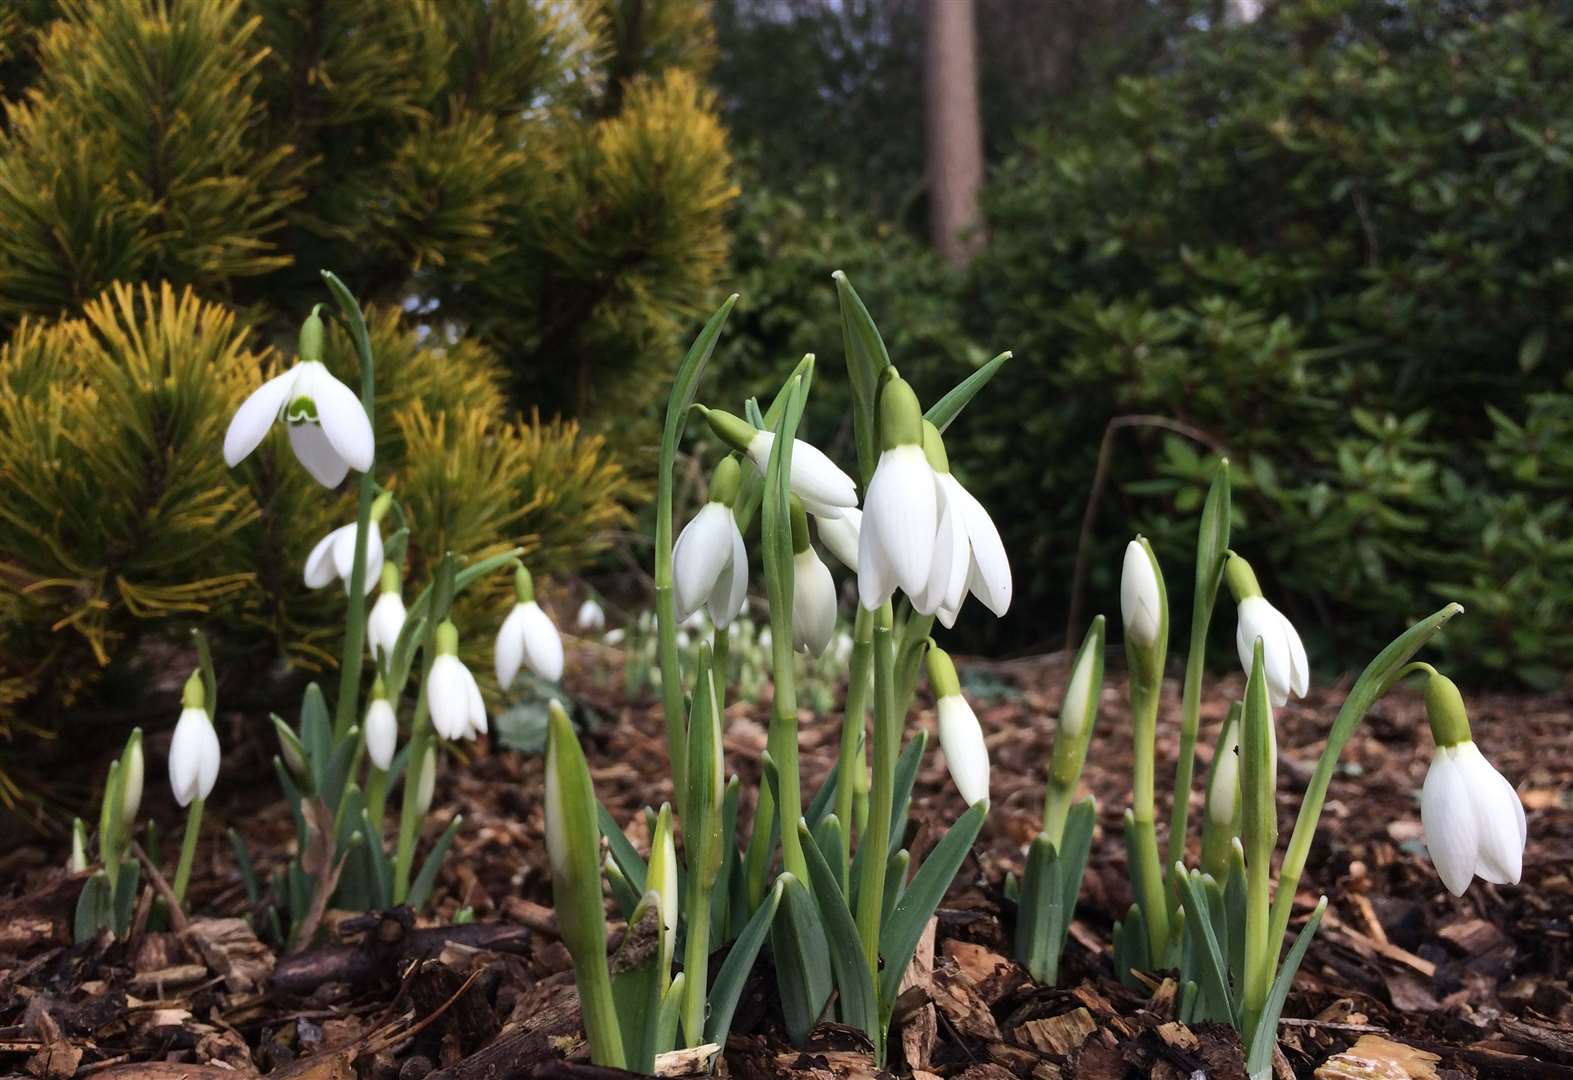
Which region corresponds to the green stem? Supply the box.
[855,605,896,982]
[393,647,436,904]
[1042,778,1075,848]
[573,948,627,1068]
[656,583,687,812]
[325,274,378,745]
[1241,817,1272,1042]
[365,765,389,832]
[768,615,807,886]
[681,876,714,1047]
[171,797,204,907]
[836,607,874,891]
[1129,674,1171,960]
[1166,640,1208,876]
[892,603,934,720]
[712,620,730,710]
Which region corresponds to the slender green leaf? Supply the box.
[924,351,1012,433]
[1246,898,1328,1077]
[771,873,833,1045]
[407,816,462,910]
[1175,868,1234,1023]
[799,822,878,1048]
[877,799,987,1008]
[706,876,782,1044]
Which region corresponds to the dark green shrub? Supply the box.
[963,0,1573,683]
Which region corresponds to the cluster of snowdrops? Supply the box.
[74,273,1525,1080]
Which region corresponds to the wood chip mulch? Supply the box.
[1,648,1569,1079]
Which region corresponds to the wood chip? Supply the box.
[185,917,275,992]
[1314,1035,1440,1078]
[128,964,209,994]
[1017,1007,1097,1056]
[653,1042,720,1076]
[1436,918,1506,956]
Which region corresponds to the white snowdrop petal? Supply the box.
[303,529,341,589]
[367,591,406,661]
[1121,541,1161,646]
[427,656,471,740]
[792,549,837,657]
[816,508,861,572]
[223,369,295,467]
[310,365,375,473]
[521,601,565,682]
[1422,748,1480,896]
[787,438,858,512]
[365,700,398,770]
[495,604,527,689]
[937,695,989,806]
[954,481,1011,616]
[708,515,749,628]
[856,502,896,610]
[673,504,731,620]
[867,446,936,598]
[464,666,487,738]
[1465,745,1525,886]
[1281,609,1311,698]
[288,422,350,487]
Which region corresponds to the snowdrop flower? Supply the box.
[576,598,605,634]
[816,507,861,572]
[497,566,564,686]
[169,672,220,807]
[223,308,374,487]
[119,728,145,828]
[914,422,1011,627]
[859,374,938,609]
[1226,553,1308,708]
[427,621,486,741]
[927,645,988,806]
[367,563,406,663]
[831,629,855,665]
[1418,669,1525,897]
[305,493,392,595]
[604,627,626,646]
[672,457,748,627]
[701,408,857,519]
[364,688,397,771]
[647,805,680,976]
[1120,539,1164,649]
[788,499,837,657]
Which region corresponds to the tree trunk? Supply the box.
[924,0,986,267]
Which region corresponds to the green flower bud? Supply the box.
[709,455,743,506]
[1423,668,1473,748]
[877,372,924,450]
[298,304,325,364]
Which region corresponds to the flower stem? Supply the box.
[1166,640,1208,876]
[172,797,204,907]
[681,875,714,1047]
[855,604,896,983]
[835,606,874,891]
[393,645,436,904]
[1128,673,1171,961]
[365,765,388,831]
[655,583,687,810]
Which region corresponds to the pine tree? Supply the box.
[0,0,731,804]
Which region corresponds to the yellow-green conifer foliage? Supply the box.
[0,284,637,804]
[0,0,719,800]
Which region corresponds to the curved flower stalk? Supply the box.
[927,644,988,805]
[497,566,565,686]
[1226,553,1308,708]
[700,405,857,519]
[223,308,374,488]
[787,497,837,657]
[915,421,1010,626]
[859,373,937,609]
[1414,666,1525,896]
[673,457,748,627]
[366,562,406,663]
[428,620,486,741]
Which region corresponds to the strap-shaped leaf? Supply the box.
[611,893,665,1073]
[805,765,838,832]
[1246,897,1328,1078]
[877,799,987,1008]
[1055,798,1097,954]
[799,822,879,1050]
[924,350,1012,433]
[74,873,109,943]
[813,815,846,895]
[771,874,833,1045]
[407,815,462,910]
[300,683,331,793]
[706,875,782,1044]
[598,801,649,896]
[1175,867,1235,1024]
[833,271,892,483]
[360,812,391,909]
[881,849,910,930]
[734,354,816,533]
[229,828,261,907]
[887,732,927,858]
[1014,833,1064,982]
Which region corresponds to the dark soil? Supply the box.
[1,648,1570,1079]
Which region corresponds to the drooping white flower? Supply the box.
[1422,741,1526,896]
[792,547,837,657]
[576,598,605,634]
[927,646,988,805]
[169,674,220,807]
[1120,540,1162,648]
[224,359,374,487]
[912,424,1011,627]
[702,408,857,518]
[859,444,935,609]
[367,585,406,663]
[305,521,384,594]
[673,502,748,627]
[428,621,486,741]
[364,697,398,771]
[497,601,565,686]
[1235,596,1308,708]
[816,507,861,572]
